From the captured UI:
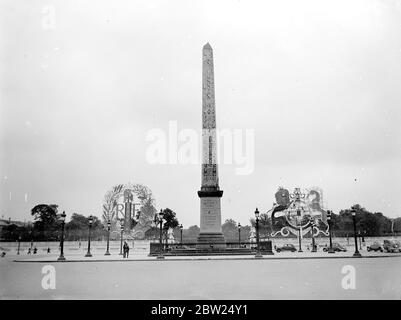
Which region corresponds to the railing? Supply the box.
[149,241,273,255]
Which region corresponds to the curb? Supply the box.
[13,254,401,263]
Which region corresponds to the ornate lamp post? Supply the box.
[297,209,303,253]
[391,219,395,237]
[157,209,165,259]
[179,224,183,247]
[352,209,362,257]
[58,211,66,261]
[327,210,335,253]
[310,217,316,252]
[17,235,21,255]
[254,208,263,258]
[238,223,241,247]
[119,219,124,255]
[153,215,158,241]
[105,220,111,255]
[85,215,93,257]
[29,230,33,251]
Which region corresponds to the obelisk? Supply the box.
[197,43,225,248]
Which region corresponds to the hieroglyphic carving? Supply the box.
[201,43,219,189]
[202,44,216,130]
[198,43,224,242]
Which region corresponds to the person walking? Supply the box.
[123,241,130,258]
[123,241,128,258]
[125,242,130,258]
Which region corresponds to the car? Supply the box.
[322,243,347,252]
[393,241,401,253]
[275,244,297,253]
[383,240,399,253]
[367,242,383,252]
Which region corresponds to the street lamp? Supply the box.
[179,224,183,247]
[157,209,165,259]
[238,223,241,248]
[17,235,21,255]
[153,214,158,241]
[254,208,263,258]
[119,219,124,255]
[351,209,362,257]
[310,217,316,252]
[105,220,111,256]
[297,209,303,253]
[29,230,33,251]
[58,211,66,261]
[327,210,335,253]
[85,215,93,257]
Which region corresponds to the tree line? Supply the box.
[0,204,179,242]
[1,203,400,242]
[251,204,400,238]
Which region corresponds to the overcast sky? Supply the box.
[1,0,401,227]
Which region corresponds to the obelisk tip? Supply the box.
[203,42,212,50]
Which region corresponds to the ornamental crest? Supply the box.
[270,187,329,237]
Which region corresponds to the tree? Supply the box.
[337,205,393,237]
[329,212,342,236]
[183,225,200,242]
[393,218,401,234]
[373,212,392,236]
[65,214,105,241]
[162,208,179,230]
[65,213,89,240]
[30,204,59,240]
[1,223,19,241]
[222,219,239,242]
[31,204,58,225]
[145,226,159,240]
[250,213,272,239]
[161,208,179,244]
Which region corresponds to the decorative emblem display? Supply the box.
[270,187,329,237]
[102,183,156,239]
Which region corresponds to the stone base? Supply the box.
[196,232,226,249]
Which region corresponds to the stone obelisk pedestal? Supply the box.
[197,43,225,249]
[197,190,225,248]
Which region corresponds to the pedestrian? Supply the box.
[123,241,129,258]
[47,247,51,254]
[125,242,130,258]
[27,248,31,254]
[33,247,37,254]
[123,241,127,258]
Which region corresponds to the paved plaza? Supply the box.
[1,252,401,299]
